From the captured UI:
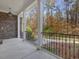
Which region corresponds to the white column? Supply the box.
[37,0,43,46]
[18,15,21,38]
[23,11,27,40]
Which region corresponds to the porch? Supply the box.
[0,38,59,59]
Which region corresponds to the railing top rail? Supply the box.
[41,32,79,36]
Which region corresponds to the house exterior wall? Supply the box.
[0,12,17,39]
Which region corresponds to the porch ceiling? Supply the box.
[0,0,35,15]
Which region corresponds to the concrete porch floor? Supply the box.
[0,38,58,59]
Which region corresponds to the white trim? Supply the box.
[0,9,17,15]
[24,1,37,12]
[0,9,8,13]
[18,12,23,38]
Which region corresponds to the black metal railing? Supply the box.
[41,32,79,59]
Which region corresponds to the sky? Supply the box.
[56,0,65,11]
[43,0,73,16]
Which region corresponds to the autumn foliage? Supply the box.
[44,15,79,34]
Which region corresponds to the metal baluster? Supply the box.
[73,35,75,59]
[56,33,57,55]
[47,33,48,50]
[69,35,71,59]
[49,33,51,52]
[62,34,63,58]
[50,33,52,52]
[65,34,67,59]
[54,33,56,54]
[51,33,52,52]
[58,34,60,56]
[53,34,56,54]
[45,33,47,50]
[47,33,49,50]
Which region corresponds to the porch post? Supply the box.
[18,15,21,38]
[23,11,27,40]
[37,0,43,46]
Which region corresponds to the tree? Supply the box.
[44,15,63,33]
[64,0,79,27]
[30,13,38,38]
[55,11,62,20]
[70,0,79,26]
